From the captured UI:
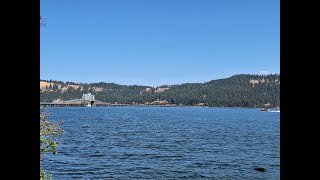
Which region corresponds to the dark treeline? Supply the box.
[40,74,280,108]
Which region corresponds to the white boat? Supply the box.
[261,103,271,112]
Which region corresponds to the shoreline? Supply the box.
[41,104,279,109]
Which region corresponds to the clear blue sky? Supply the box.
[41,0,279,87]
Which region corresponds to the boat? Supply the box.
[260,103,271,112]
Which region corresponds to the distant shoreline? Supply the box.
[41,104,278,109]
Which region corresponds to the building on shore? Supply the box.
[82,93,95,107]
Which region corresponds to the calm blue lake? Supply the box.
[42,107,280,179]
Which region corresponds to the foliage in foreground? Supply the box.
[40,107,63,180]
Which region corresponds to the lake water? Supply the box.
[42,107,280,179]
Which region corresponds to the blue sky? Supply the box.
[41,0,279,87]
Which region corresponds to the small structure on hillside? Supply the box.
[195,103,205,107]
[82,93,95,107]
[145,99,168,105]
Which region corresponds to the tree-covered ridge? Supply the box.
[40,74,280,108]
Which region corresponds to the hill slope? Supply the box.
[40,74,280,108]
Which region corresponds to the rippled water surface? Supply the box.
[42,107,280,179]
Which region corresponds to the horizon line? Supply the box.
[40,73,280,88]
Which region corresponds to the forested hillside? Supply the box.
[40,74,280,108]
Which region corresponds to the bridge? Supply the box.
[40,101,178,107]
[40,99,114,107]
[40,93,178,107]
[39,102,131,107]
[40,93,111,107]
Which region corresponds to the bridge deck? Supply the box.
[40,100,176,107]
